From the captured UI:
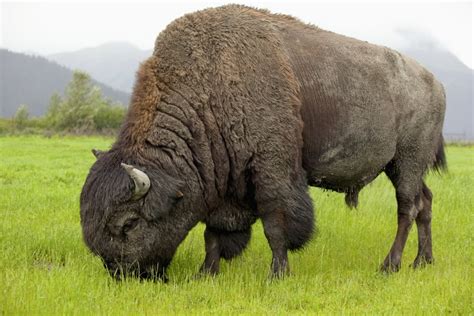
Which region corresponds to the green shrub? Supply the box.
[5,71,127,135]
[13,104,29,131]
[0,118,13,134]
[93,105,126,130]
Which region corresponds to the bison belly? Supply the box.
[280,26,425,192]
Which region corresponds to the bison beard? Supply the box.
[80,5,446,280]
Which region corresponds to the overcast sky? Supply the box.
[1,1,472,68]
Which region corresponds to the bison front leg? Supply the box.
[253,170,315,278]
[260,210,290,277]
[199,227,221,276]
[259,192,314,278]
[250,127,315,278]
[199,227,251,276]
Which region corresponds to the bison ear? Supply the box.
[91,148,105,159]
[141,174,184,221]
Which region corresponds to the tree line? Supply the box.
[0,71,127,135]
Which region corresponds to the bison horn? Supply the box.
[121,163,151,200]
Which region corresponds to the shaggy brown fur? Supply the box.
[80,5,446,280]
[117,56,161,152]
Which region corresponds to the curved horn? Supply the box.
[121,163,151,200]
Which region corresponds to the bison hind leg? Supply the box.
[412,182,434,268]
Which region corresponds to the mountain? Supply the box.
[0,49,130,117]
[48,42,152,93]
[396,30,473,140]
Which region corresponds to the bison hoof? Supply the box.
[193,271,218,280]
[270,272,290,280]
[411,255,434,269]
[268,269,291,281]
[269,261,290,279]
[380,260,401,274]
[195,264,219,279]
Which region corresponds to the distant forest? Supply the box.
[0,70,126,135]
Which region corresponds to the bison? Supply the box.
[80,5,446,280]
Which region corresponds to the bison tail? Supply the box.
[431,135,447,173]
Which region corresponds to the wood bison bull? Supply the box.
[80,5,446,280]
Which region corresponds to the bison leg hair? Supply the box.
[258,188,314,278]
[199,227,251,276]
[412,182,434,268]
[344,190,359,209]
[218,228,251,260]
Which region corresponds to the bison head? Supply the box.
[80,149,188,281]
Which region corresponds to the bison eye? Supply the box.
[122,217,139,234]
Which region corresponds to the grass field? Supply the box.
[0,136,472,315]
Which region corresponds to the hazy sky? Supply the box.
[1,1,472,68]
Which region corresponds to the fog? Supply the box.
[1,1,472,68]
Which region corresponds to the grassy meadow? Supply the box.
[0,136,472,314]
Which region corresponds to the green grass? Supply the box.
[1,136,472,315]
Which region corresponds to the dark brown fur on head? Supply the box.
[80,149,190,280]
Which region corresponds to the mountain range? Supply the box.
[48,42,152,93]
[0,49,130,117]
[1,34,472,139]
